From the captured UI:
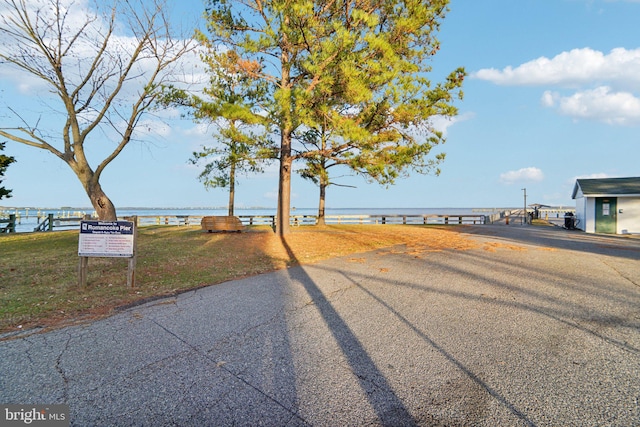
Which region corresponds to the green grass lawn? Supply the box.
[1,224,471,335]
[1,226,285,333]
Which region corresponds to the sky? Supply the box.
[1,0,639,210]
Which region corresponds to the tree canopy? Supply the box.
[0,0,194,219]
[162,49,276,217]
[0,142,16,200]
[199,0,465,235]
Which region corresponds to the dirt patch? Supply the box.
[483,242,528,252]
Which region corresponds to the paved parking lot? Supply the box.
[1,224,639,426]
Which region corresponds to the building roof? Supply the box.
[572,177,640,199]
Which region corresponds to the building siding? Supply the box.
[618,198,640,234]
[572,177,640,235]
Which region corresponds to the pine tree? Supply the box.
[0,142,16,200]
[200,0,464,234]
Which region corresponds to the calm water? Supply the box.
[2,206,509,233]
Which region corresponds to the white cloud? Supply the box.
[430,112,475,136]
[541,91,556,108]
[0,0,205,154]
[542,87,640,125]
[183,123,211,137]
[0,0,204,95]
[500,167,544,184]
[474,47,640,126]
[472,48,640,89]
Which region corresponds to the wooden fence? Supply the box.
[3,209,574,233]
[17,213,493,232]
[33,214,87,232]
[116,213,490,228]
[0,214,16,233]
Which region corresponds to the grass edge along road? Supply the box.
[1,224,479,336]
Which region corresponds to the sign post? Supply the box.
[78,217,138,288]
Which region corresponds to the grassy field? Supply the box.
[0,224,477,335]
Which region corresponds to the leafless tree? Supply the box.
[0,0,195,219]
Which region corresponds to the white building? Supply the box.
[571,177,640,235]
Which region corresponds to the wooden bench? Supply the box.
[201,216,244,232]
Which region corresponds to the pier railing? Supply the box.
[33,214,86,232]
[0,214,16,233]
[5,212,497,232]
[45,214,491,231]
[3,208,578,233]
[112,213,489,228]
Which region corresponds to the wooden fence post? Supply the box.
[78,257,89,288]
[127,216,138,288]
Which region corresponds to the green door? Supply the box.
[595,197,617,234]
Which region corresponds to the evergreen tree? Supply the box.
[200,0,464,234]
[0,142,16,200]
[169,50,275,216]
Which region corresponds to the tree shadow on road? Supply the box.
[279,235,420,426]
[300,237,640,425]
[464,225,640,261]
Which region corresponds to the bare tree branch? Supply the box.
[0,0,197,219]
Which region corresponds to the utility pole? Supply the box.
[522,188,527,225]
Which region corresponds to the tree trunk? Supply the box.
[316,131,328,226]
[86,180,117,220]
[317,181,326,226]
[69,156,117,220]
[228,161,236,217]
[276,132,292,236]
[277,35,293,236]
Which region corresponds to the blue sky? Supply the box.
[1,0,639,210]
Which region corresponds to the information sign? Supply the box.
[78,221,134,257]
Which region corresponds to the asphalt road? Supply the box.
[1,224,639,426]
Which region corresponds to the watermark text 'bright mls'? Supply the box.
[2,405,69,426]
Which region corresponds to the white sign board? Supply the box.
[78,221,134,257]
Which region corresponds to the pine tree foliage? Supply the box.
[0,142,16,200]
[200,0,465,234]
[162,49,276,216]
